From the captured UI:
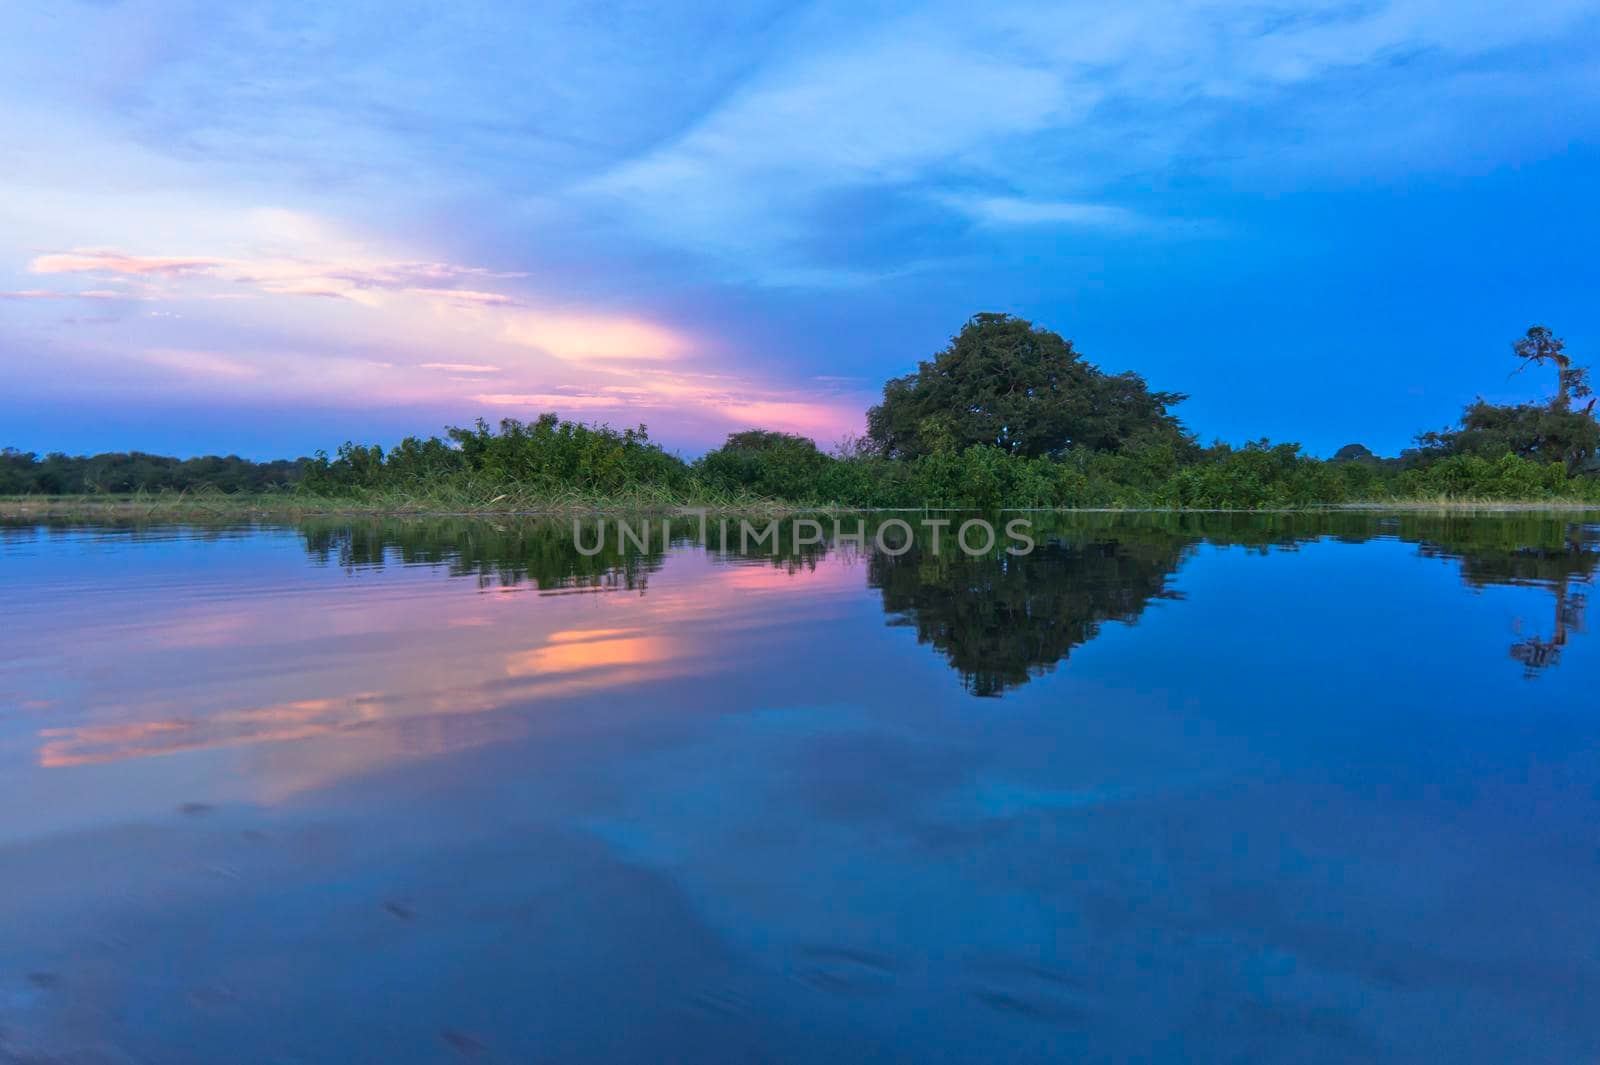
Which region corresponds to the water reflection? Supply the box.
[868,530,1190,696]
[7,512,1599,705]
[2,511,1600,1062]
[291,512,1600,690]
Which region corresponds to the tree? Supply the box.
[694,430,832,499]
[1418,325,1600,476]
[866,313,1188,459]
[1417,401,1599,476]
[1512,325,1591,412]
[1332,443,1377,463]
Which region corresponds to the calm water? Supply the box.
[2,512,1598,1063]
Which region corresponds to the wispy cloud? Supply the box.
[500,313,688,362]
[29,244,529,310]
[140,349,262,380]
[582,0,1600,280]
[421,362,501,374]
[946,196,1142,229]
[3,0,1597,456]
[473,392,626,410]
[1,288,127,301]
[31,249,223,277]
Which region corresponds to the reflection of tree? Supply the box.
[868,529,1192,696]
[297,517,683,592]
[1411,516,1598,678]
[866,511,1599,692]
[295,515,837,591]
[13,508,1594,691]
[1506,582,1584,674]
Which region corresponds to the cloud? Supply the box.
[457,364,871,444]
[946,196,1142,229]
[26,243,533,310]
[421,362,501,374]
[0,288,126,300]
[501,313,689,362]
[140,349,262,380]
[31,249,222,276]
[581,0,1600,279]
[404,288,519,307]
[473,393,627,410]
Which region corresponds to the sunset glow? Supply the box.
[4,3,1595,457]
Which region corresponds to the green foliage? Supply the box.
[1416,400,1600,476]
[1393,453,1594,501]
[7,319,1599,511]
[695,430,833,500]
[865,313,1189,459]
[1332,443,1377,463]
[1168,441,1349,508]
[300,415,692,498]
[0,447,303,495]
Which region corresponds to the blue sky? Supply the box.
[2,0,1598,459]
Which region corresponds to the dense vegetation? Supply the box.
[0,449,303,495]
[5,316,1598,509]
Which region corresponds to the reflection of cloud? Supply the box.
[507,632,672,675]
[39,694,388,767]
[547,627,642,643]
[23,547,855,789]
[35,625,691,773]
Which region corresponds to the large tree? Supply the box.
[866,313,1188,459]
[1418,325,1599,475]
[1513,325,1591,412]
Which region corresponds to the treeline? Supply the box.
[5,315,1597,508]
[291,314,1600,507]
[1,449,305,496]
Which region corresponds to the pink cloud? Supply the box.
[403,287,519,307]
[30,249,223,277]
[502,313,689,362]
[10,232,868,444]
[140,349,264,380]
[421,362,501,373]
[473,392,627,409]
[0,288,127,300]
[717,399,865,442]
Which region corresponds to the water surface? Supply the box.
[2,512,1598,1062]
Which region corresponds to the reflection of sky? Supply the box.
[1,533,861,815]
[3,3,1600,457]
[1,525,1594,832]
[2,526,1599,1059]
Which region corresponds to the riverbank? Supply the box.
[4,494,1598,521]
[0,492,795,520]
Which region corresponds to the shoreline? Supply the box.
[3,495,1598,522]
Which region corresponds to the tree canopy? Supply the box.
[865,313,1189,459]
[1513,325,1592,412]
[1419,326,1598,475]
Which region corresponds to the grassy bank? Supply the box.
[5,492,1597,522]
[0,488,808,521]
[7,415,1600,517]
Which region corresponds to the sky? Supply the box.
[2,0,1598,460]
